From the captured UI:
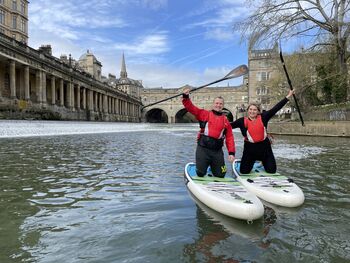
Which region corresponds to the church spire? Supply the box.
[120,52,127,78]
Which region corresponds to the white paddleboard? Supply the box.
[184,162,264,221]
[233,160,305,207]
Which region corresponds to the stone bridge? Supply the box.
[141,85,248,123]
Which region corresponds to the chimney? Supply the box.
[38,45,52,56]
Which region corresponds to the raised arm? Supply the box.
[264,90,294,120]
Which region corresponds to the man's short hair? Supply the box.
[213,96,224,103]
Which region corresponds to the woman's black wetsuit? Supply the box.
[231,98,289,174]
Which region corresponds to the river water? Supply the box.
[0,120,349,263]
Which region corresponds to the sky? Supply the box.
[28,0,251,88]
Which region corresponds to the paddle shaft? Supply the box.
[141,64,248,110]
[141,76,228,110]
[279,49,305,126]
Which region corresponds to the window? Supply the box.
[0,9,4,25]
[21,1,25,14]
[256,86,269,95]
[12,15,17,29]
[261,97,270,105]
[12,0,17,11]
[257,71,270,81]
[20,18,25,32]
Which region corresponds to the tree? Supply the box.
[235,0,350,102]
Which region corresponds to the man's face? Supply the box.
[212,98,224,112]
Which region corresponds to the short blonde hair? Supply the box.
[213,96,224,103]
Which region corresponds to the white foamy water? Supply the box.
[0,120,323,160]
[273,142,324,160]
[0,120,198,138]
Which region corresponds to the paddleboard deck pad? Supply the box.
[233,160,305,207]
[184,162,264,221]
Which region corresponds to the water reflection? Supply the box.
[183,194,278,262]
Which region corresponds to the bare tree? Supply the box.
[234,0,350,102]
[235,0,350,74]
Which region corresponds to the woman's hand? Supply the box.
[286,89,295,99]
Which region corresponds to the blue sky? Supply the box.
[29,0,251,88]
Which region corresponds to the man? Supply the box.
[182,88,235,178]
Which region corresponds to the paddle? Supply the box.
[279,44,305,126]
[141,64,248,110]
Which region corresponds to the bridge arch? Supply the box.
[144,108,169,123]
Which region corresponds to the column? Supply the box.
[51,76,56,105]
[103,94,108,113]
[82,87,86,109]
[41,71,47,103]
[35,70,42,102]
[76,84,80,110]
[99,94,103,112]
[71,83,75,109]
[10,60,16,99]
[59,79,64,106]
[87,89,93,110]
[94,92,98,111]
[68,81,74,109]
[24,65,30,100]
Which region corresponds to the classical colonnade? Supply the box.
[0,34,141,121]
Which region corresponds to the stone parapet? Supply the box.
[268,121,350,137]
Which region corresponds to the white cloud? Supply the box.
[113,32,170,55]
[140,0,168,10]
[30,0,127,41]
[28,0,246,90]
[204,28,235,41]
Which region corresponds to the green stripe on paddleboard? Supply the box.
[191,176,241,185]
[240,173,288,180]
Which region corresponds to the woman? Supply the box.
[231,90,294,174]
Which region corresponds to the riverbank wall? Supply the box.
[269,121,350,137]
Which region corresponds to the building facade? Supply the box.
[0,33,142,122]
[248,45,280,110]
[115,53,143,99]
[0,0,28,44]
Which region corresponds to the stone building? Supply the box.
[0,1,142,122]
[0,33,142,122]
[0,0,28,44]
[78,50,102,81]
[247,45,280,110]
[115,53,143,99]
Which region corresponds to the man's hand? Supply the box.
[228,155,235,163]
[183,88,191,95]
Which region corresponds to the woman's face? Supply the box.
[248,105,259,119]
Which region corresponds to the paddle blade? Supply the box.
[224,64,248,80]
